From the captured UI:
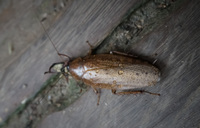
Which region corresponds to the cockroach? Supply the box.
[45,42,161,105]
[38,10,160,105]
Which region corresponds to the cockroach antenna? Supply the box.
[32,0,69,62]
[36,14,64,61]
[32,1,71,77]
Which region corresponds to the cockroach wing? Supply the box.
[82,62,160,90]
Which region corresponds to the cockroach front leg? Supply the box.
[92,87,101,105]
[111,89,160,96]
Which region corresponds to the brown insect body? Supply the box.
[45,51,161,105]
[69,54,160,90]
[38,5,160,104]
[45,45,161,105]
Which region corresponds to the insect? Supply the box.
[45,42,161,105]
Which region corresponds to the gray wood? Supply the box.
[37,0,200,128]
[0,0,73,70]
[0,0,139,125]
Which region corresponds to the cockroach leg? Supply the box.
[110,51,138,58]
[111,89,160,96]
[86,41,93,55]
[111,89,117,94]
[64,75,69,83]
[92,87,101,105]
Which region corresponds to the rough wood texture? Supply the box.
[1,0,200,127]
[37,0,200,128]
[0,0,73,70]
[0,0,140,125]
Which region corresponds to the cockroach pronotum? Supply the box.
[45,42,161,105]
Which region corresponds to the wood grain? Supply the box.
[0,0,140,125]
[38,0,200,128]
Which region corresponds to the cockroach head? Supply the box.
[44,62,69,75]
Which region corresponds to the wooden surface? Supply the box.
[1,0,200,127]
[38,0,200,128]
[0,0,140,126]
[0,0,74,70]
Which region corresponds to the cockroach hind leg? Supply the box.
[110,51,138,58]
[92,87,101,105]
[86,41,93,56]
[111,89,160,96]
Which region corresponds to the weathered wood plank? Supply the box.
[38,0,200,128]
[0,0,140,125]
[0,0,73,70]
